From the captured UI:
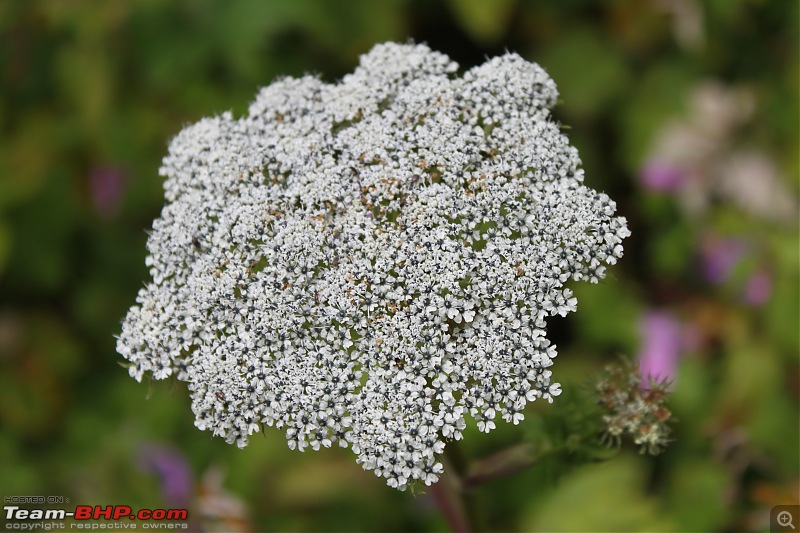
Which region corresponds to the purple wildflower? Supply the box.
[137,443,193,506]
[637,310,683,386]
[743,268,772,307]
[699,236,746,284]
[639,159,685,193]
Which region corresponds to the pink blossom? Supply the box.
[137,443,193,506]
[639,160,685,193]
[743,268,772,307]
[638,310,683,386]
[699,236,746,284]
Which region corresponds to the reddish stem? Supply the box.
[429,469,471,533]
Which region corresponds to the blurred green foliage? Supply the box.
[1,1,797,531]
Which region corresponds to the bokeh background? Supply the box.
[1,1,797,531]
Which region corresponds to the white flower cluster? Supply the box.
[117,42,629,490]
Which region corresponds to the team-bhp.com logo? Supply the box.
[5,505,188,529]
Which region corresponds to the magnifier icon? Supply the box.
[778,510,796,530]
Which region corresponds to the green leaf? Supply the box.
[536,27,630,119]
[619,61,694,172]
[667,460,731,532]
[521,455,676,532]
[571,280,642,352]
[447,0,517,44]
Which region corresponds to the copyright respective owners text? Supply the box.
[3,497,190,531]
[773,505,800,532]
